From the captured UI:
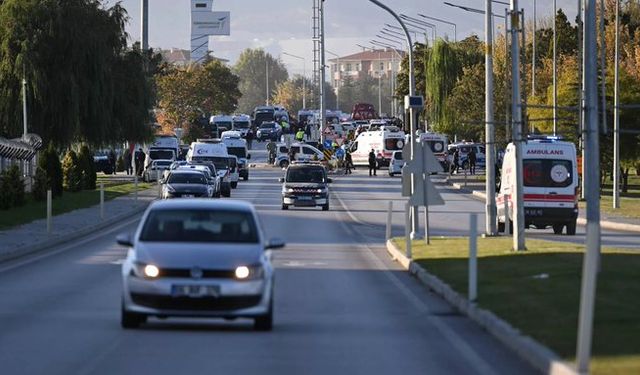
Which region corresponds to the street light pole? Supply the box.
[141,0,149,51]
[485,0,497,235]
[266,58,270,105]
[319,0,326,142]
[418,13,457,42]
[510,0,525,251]
[553,0,558,135]
[282,52,307,109]
[369,0,419,239]
[532,0,536,96]
[576,0,601,371]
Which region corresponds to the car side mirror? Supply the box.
[326,178,333,183]
[265,237,286,250]
[116,233,134,247]
[278,177,285,183]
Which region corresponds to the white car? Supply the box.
[118,199,285,330]
[388,150,404,176]
[143,159,172,182]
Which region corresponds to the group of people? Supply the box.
[450,147,477,175]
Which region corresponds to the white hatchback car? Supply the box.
[118,199,285,330]
[388,150,404,176]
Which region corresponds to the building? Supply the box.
[327,48,404,89]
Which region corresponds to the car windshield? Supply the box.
[523,159,573,188]
[260,123,275,129]
[215,121,232,129]
[140,209,259,243]
[167,173,206,184]
[154,161,172,167]
[227,147,246,158]
[234,121,250,129]
[149,149,174,160]
[286,167,325,183]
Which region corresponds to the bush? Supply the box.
[0,165,25,209]
[32,145,63,200]
[116,155,125,172]
[32,166,48,201]
[78,145,96,190]
[62,150,82,192]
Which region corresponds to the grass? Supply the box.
[393,237,640,375]
[0,181,152,230]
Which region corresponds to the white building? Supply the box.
[327,48,404,89]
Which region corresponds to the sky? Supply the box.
[113,0,579,75]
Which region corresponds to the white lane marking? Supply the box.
[334,184,499,375]
[0,216,140,274]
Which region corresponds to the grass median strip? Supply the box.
[393,237,640,375]
[0,182,152,230]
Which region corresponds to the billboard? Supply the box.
[191,11,231,36]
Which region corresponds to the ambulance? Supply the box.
[419,132,449,170]
[497,136,579,235]
[349,127,405,168]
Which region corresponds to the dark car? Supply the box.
[256,122,282,141]
[279,163,332,211]
[161,170,211,199]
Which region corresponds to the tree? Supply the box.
[426,39,461,133]
[233,49,288,113]
[446,64,486,140]
[62,150,82,192]
[271,75,311,112]
[156,60,241,129]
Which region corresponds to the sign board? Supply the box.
[401,141,444,206]
[191,11,231,36]
[404,95,425,110]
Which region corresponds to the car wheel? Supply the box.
[231,181,238,189]
[552,224,564,235]
[388,172,393,177]
[281,203,289,210]
[566,220,577,235]
[243,176,249,181]
[121,299,146,329]
[254,301,273,331]
[279,160,289,168]
[322,203,329,211]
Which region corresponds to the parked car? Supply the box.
[118,199,285,330]
[388,151,404,177]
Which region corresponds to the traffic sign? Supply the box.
[401,141,444,206]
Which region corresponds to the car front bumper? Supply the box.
[282,194,328,207]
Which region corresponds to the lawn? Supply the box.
[393,237,640,375]
[0,181,152,230]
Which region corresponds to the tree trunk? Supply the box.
[621,167,630,193]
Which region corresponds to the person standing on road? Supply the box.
[123,149,132,175]
[344,151,353,175]
[296,128,305,142]
[451,149,460,175]
[266,139,277,165]
[368,149,377,176]
[246,128,254,150]
[469,148,477,175]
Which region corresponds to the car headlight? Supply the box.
[282,187,294,193]
[131,262,161,279]
[316,188,326,193]
[235,265,263,280]
[164,185,175,193]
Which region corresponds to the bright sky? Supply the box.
[113,0,579,74]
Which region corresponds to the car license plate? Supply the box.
[182,194,195,198]
[172,285,220,298]
[298,196,312,201]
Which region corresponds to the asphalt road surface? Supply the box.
[0,148,542,375]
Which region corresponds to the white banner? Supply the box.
[191,11,231,36]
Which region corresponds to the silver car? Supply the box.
[118,199,285,330]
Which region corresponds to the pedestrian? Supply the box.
[368,149,377,176]
[451,149,460,175]
[108,149,117,174]
[288,147,297,165]
[266,139,277,165]
[123,149,132,175]
[135,148,145,177]
[344,151,353,175]
[469,148,477,175]
[296,128,305,142]
[246,128,254,150]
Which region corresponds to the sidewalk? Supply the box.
[0,187,157,263]
[443,173,640,233]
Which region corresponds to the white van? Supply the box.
[497,136,578,235]
[350,128,405,168]
[232,115,251,137]
[419,132,449,170]
[187,142,232,197]
[210,115,234,137]
[144,135,179,170]
[227,155,240,188]
[221,133,250,181]
[275,142,324,168]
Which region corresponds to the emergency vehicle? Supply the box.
[232,114,251,137]
[209,115,234,137]
[186,142,232,197]
[221,131,250,181]
[419,132,449,170]
[497,136,578,235]
[349,127,405,168]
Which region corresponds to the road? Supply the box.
[0,146,539,375]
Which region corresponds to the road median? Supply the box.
[386,236,639,375]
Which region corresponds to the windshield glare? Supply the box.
[140,209,259,243]
[286,168,325,183]
[168,173,206,184]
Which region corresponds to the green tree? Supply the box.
[62,150,82,192]
[233,49,288,114]
[78,145,96,190]
[271,75,311,112]
[426,39,461,133]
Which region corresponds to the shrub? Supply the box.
[0,171,9,210]
[0,165,25,209]
[78,145,96,190]
[32,166,48,201]
[116,155,125,172]
[62,150,82,192]
[32,145,63,199]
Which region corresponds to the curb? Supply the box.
[0,201,151,264]
[385,239,577,375]
[447,181,640,234]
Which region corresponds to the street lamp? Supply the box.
[418,13,457,42]
[368,0,421,240]
[325,50,340,110]
[282,52,307,109]
[399,15,437,43]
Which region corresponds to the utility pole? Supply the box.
[510,0,525,251]
[532,0,536,96]
[485,0,497,235]
[613,0,620,209]
[266,58,270,105]
[141,0,149,51]
[319,0,326,142]
[553,0,558,135]
[576,0,601,372]
[378,50,382,114]
[22,77,28,138]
